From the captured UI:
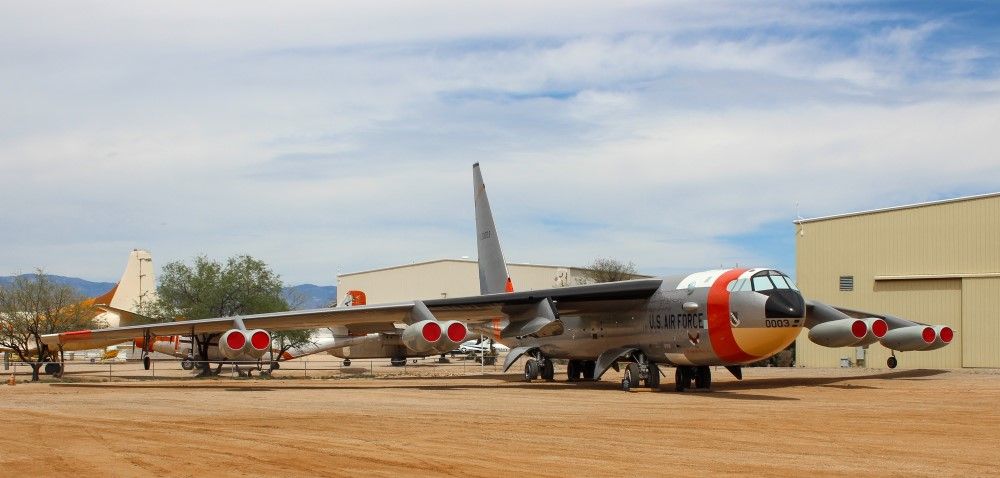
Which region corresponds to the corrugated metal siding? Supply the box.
[962,278,1000,367]
[796,194,1000,368]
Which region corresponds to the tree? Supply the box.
[0,271,97,381]
[580,257,640,283]
[139,255,298,374]
[269,329,316,363]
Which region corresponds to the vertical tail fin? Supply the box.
[107,249,155,313]
[473,163,513,294]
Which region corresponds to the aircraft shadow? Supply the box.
[712,369,948,392]
[48,369,946,401]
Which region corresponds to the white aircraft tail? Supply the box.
[92,249,155,327]
[473,163,513,295]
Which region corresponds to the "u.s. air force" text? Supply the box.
[648,312,704,330]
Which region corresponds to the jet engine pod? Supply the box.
[854,318,888,346]
[808,318,868,348]
[401,319,443,354]
[879,325,937,351]
[246,329,271,358]
[219,329,248,360]
[921,325,954,351]
[430,321,468,354]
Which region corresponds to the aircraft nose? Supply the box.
[764,290,805,319]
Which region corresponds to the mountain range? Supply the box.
[0,275,336,311]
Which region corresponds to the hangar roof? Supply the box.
[794,191,1000,225]
[338,258,588,277]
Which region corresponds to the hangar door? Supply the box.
[962,278,1000,367]
[871,279,962,369]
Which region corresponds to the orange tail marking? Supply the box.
[505,277,514,293]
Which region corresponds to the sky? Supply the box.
[1,1,998,285]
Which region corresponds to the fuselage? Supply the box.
[479,268,805,367]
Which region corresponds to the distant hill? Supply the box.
[283,284,338,310]
[0,274,116,298]
[0,274,336,311]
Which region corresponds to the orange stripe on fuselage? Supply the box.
[707,268,757,363]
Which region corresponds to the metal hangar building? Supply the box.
[336,259,597,305]
[795,192,1000,368]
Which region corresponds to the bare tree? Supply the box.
[0,271,97,381]
[580,257,640,283]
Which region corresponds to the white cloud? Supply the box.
[0,2,997,284]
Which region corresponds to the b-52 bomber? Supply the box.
[43,163,953,391]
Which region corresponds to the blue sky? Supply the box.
[1,1,998,285]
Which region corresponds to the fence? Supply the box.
[2,353,504,383]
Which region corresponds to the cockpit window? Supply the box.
[727,278,752,292]
[750,270,798,292]
[771,275,791,289]
[752,276,774,291]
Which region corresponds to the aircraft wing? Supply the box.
[42,279,664,349]
[805,299,925,328]
[41,302,415,349]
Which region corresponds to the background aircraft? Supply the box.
[42,165,953,390]
[3,249,155,374]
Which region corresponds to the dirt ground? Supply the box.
[1,360,998,477]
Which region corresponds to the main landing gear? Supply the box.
[523,352,554,382]
[566,359,596,381]
[673,365,711,392]
[620,354,661,392]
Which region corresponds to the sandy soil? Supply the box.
[1,362,997,477]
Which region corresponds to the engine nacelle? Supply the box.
[854,317,888,346]
[401,320,443,354]
[401,320,469,354]
[218,329,271,360]
[921,325,954,351]
[879,325,936,351]
[808,318,870,348]
[246,329,271,358]
[430,320,469,354]
[219,329,248,360]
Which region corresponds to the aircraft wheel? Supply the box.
[540,358,554,381]
[181,358,194,370]
[645,363,660,390]
[622,363,641,392]
[390,358,406,367]
[887,356,897,369]
[582,360,596,380]
[343,359,351,367]
[143,355,151,371]
[44,362,62,376]
[694,366,711,390]
[674,367,686,392]
[566,360,578,381]
[524,359,540,382]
